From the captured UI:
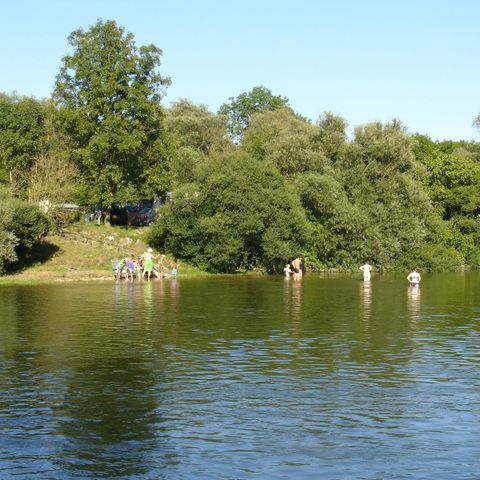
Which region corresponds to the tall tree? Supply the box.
[349,120,416,173]
[53,19,171,203]
[218,86,290,142]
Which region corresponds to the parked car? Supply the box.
[108,200,158,226]
[110,204,128,225]
[135,205,156,226]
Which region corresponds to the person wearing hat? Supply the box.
[141,247,156,280]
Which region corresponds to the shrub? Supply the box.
[0,230,18,273]
[0,192,50,271]
[393,244,463,272]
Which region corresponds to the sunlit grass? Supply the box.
[0,221,207,284]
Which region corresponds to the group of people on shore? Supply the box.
[360,262,421,286]
[114,248,179,281]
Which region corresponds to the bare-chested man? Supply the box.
[291,257,303,280]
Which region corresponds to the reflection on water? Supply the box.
[290,278,303,321]
[407,285,421,317]
[1,273,480,479]
[360,279,372,320]
[283,276,303,321]
[143,278,153,307]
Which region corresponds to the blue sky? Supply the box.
[1,0,479,140]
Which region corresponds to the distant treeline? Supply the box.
[1,19,480,273]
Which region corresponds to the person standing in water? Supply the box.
[360,262,372,281]
[125,254,136,281]
[407,269,421,287]
[141,248,159,281]
[170,259,179,277]
[156,254,166,277]
[291,257,303,280]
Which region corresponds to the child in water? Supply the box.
[170,259,179,277]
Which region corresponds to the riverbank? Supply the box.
[0,223,206,284]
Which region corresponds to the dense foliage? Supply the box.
[150,110,480,272]
[0,93,47,193]
[148,152,311,272]
[1,19,480,274]
[218,86,290,142]
[0,188,50,273]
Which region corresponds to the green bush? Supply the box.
[393,244,463,272]
[0,230,18,273]
[0,192,50,272]
[465,247,480,268]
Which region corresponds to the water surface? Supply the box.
[1,273,479,479]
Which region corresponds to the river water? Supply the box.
[0,273,479,479]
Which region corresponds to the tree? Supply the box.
[349,120,416,174]
[166,99,232,155]
[53,19,172,203]
[474,113,480,132]
[165,100,233,187]
[218,86,290,142]
[0,93,47,193]
[242,108,327,177]
[315,112,348,161]
[414,134,480,218]
[148,151,311,272]
[412,134,480,267]
[27,101,80,208]
[28,151,79,205]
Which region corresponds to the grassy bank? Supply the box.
[0,222,207,284]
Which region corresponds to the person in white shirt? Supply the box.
[284,263,293,277]
[359,262,372,281]
[407,269,421,287]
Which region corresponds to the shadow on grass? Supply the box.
[5,241,60,275]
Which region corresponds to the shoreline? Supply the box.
[2,267,475,287]
[1,224,476,286]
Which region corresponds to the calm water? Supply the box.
[1,273,479,479]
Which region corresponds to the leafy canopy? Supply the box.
[0,93,47,192]
[53,19,172,203]
[166,99,232,155]
[242,108,328,177]
[218,86,290,141]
